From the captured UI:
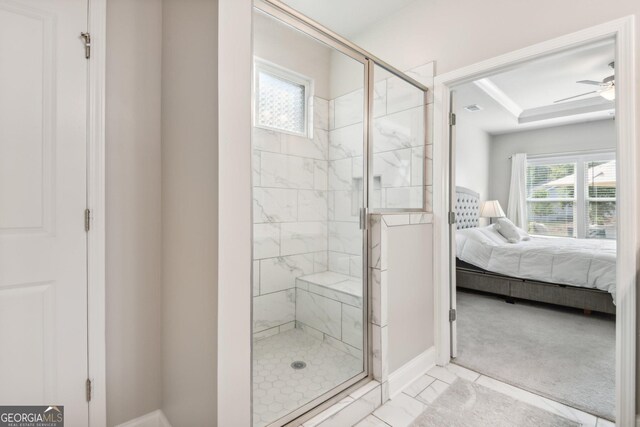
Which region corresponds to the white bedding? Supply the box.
[456,225,616,300]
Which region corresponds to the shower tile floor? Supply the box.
[253,328,363,427]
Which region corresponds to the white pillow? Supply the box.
[482,224,510,245]
[495,218,522,243]
[517,227,531,241]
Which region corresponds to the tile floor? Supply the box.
[355,363,615,427]
[253,328,363,427]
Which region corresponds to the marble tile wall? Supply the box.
[328,62,434,215]
[253,62,434,338]
[295,271,364,359]
[369,212,434,404]
[252,97,331,336]
[372,62,433,211]
[327,93,364,280]
[324,62,433,280]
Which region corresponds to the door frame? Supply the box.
[87,0,107,425]
[432,16,637,425]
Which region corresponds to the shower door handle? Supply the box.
[359,207,368,230]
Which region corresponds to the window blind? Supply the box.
[526,162,576,237]
[525,154,616,239]
[585,159,616,239]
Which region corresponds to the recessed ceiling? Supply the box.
[490,41,615,109]
[281,0,417,37]
[455,39,616,135]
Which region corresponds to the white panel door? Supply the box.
[0,0,89,425]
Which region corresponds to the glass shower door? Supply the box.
[251,5,368,426]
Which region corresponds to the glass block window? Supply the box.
[255,59,311,136]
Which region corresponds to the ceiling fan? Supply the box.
[554,61,615,103]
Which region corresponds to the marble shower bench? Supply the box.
[295,271,364,359]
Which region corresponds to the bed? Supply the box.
[455,186,616,314]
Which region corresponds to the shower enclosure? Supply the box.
[251,2,428,425]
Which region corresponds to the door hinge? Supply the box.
[81,32,91,59]
[359,207,368,230]
[449,112,457,126]
[84,209,91,232]
[85,378,92,402]
[448,211,457,225]
[449,309,457,322]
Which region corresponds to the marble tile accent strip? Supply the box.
[253,223,280,260]
[260,152,315,189]
[253,289,295,333]
[369,215,388,271]
[317,385,382,427]
[370,268,388,327]
[333,88,364,129]
[253,187,297,224]
[373,393,426,427]
[386,77,426,116]
[296,288,342,338]
[259,254,314,294]
[354,415,391,427]
[342,303,364,349]
[415,379,449,405]
[372,324,388,382]
[402,374,436,398]
[314,96,330,131]
[280,221,328,256]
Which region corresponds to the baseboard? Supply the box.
[387,346,436,399]
[115,410,172,427]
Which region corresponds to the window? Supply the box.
[526,153,616,239]
[585,159,616,239]
[526,160,576,237]
[254,59,312,137]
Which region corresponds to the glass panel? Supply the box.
[585,159,616,239]
[527,200,576,237]
[371,64,426,210]
[257,69,307,134]
[252,9,366,427]
[526,162,576,237]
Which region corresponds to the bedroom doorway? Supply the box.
[453,40,617,422]
[433,18,637,426]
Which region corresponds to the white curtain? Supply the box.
[507,153,528,229]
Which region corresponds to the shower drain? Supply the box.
[290,361,307,370]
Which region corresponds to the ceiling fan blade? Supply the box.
[554,90,598,103]
[576,80,603,86]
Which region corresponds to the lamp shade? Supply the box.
[480,200,505,218]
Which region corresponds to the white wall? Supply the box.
[490,119,616,209]
[105,1,163,425]
[353,1,640,410]
[217,0,253,425]
[387,224,434,373]
[161,1,219,426]
[351,0,640,77]
[254,11,332,98]
[216,0,640,419]
[455,122,490,225]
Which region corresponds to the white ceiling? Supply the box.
[281,0,417,36]
[455,39,616,135]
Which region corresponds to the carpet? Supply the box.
[411,378,580,427]
[455,291,615,420]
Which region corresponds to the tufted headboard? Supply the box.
[455,187,480,230]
